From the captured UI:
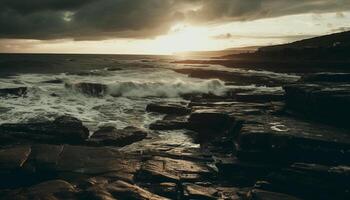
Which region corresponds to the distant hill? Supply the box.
[259,31,350,52]
[220,31,350,61]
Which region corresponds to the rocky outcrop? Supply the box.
[0,116,89,144]
[1,180,77,200]
[301,72,350,83]
[0,87,27,97]
[88,126,148,147]
[146,103,191,115]
[284,83,350,128]
[188,109,237,136]
[0,146,31,170]
[237,115,350,165]
[246,189,301,200]
[65,82,107,97]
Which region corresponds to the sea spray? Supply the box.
[107,79,228,98]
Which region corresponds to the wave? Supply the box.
[107,79,228,98]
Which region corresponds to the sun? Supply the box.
[150,24,212,54]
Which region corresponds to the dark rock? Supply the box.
[0,116,89,144]
[65,82,108,97]
[183,183,217,200]
[42,79,64,84]
[29,144,64,169]
[234,92,284,103]
[0,146,31,170]
[237,115,350,165]
[2,180,77,200]
[188,109,237,136]
[144,182,179,199]
[149,116,188,130]
[283,83,350,128]
[106,67,123,71]
[246,189,301,200]
[105,180,169,200]
[0,87,27,97]
[88,126,147,147]
[301,72,350,83]
[137,156,213,183]
[262,163,350,200]
[55,145,140,176]
[146,103,191,115]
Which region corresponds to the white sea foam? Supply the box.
[107,79,228,98]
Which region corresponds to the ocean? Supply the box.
[0,54,296,143]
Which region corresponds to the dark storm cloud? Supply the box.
[0,0,349,40]
[187,0,350,23]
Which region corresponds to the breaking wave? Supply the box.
[107,79,228,98]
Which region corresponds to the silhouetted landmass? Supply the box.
[176,31,350,72]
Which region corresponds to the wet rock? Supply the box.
[2,180,77,200]
[0,146,31,170]
[188,109,237,136]
[183,183,218,200]
[246,189,301,200]
[149,116,188,131]
[144,182,179,199]
[42,79,64,84]
[137,156,213,183]
[0,116,89,144]
[81,179,170,200]
[301,72,350,83]
[106,67,123,71]
[215,156,279,186]
[55,145,140,176]
[237,115,350,164]
[234,92,284,103]
[0,87,27,97]
[29,144,64,169]
[88,126,147,147]
[146,103,191,115]
[262,163,350,200]
[283,83,350,128]
[65,82,108,97]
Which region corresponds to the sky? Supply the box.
[0,0,350,54]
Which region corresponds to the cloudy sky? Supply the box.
[0,0,350,54]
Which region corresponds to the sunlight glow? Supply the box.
[150,24,211,54]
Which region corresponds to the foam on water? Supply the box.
[0,59,291,131]
[107,79,227,98]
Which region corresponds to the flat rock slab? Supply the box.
[0,146,31,170]
[137,156,214,183]
[55,145,140,175]
[1,180,77,200]
[88,126,147,147]
[261,163,350,199]
[246,189,301,200]
[81,180,170,200]
[301,72,350,83]
[183,183,218,200]
[0,116,89,144]
[284,83,350,128]
[238,114,350,164]
[146,103,191,115]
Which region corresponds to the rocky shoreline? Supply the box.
[1,69,349,199]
